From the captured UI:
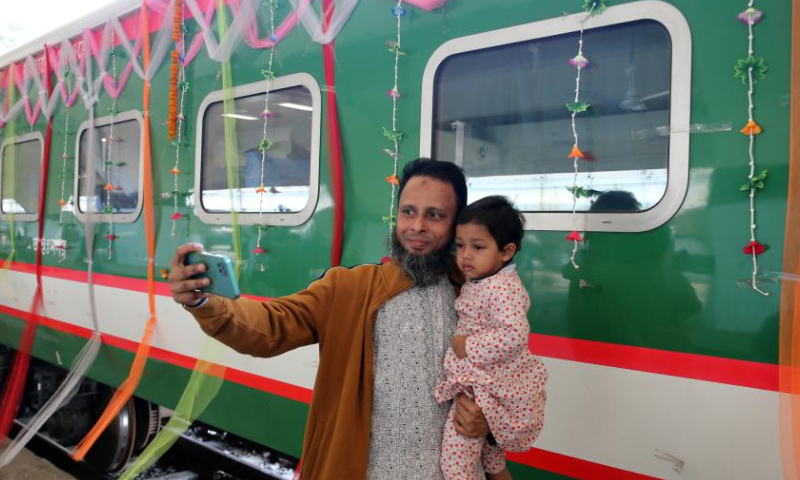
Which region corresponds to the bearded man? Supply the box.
[169,158,493,480]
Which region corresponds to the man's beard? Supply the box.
[391,233,451,287]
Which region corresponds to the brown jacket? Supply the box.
[187,260,462,480]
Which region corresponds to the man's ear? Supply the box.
[501,243,517,262]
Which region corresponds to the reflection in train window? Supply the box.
[0,134,43,221]
[432,20,672,213]
[200,86,314,215]
[76,112,143,222]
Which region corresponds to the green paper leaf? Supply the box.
[387,44,406,56]
[582,0,607,15]
[382,127,404,143]
[740,183,751,191]
[382,215,397,227]
[260,69,276,81]
[754,180,764,189]
[567,102,590,113]
[259,139,273,151]
[734,56,768,84]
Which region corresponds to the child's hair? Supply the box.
[456,196,525,253]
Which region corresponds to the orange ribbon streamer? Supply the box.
[72,0,158,460]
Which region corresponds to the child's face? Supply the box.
[455,222,516,281]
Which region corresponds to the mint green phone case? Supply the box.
[185,251,241,300]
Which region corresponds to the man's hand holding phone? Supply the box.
[169,243,213,307]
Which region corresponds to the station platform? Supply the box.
[0,446,77,480]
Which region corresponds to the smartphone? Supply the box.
[185,251,241,300]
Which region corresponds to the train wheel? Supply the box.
[133,397,160,453]
[83,387,137,473]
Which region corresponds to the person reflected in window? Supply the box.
[563,190,701,349]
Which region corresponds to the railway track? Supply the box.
[12,420,296,480]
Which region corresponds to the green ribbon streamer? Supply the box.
[218,0,242,277]
[117,344,225,480]
[118,4,245,476]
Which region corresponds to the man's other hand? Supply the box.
[169,243,212,306]
[453,394,490,438]
[451,335,468,359]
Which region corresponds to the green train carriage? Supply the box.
[0,0,797,478]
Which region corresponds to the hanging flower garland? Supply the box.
[103,32,121,260]
[58,66,74,224]
[736,1,769,296]
[565,0,605,269]
[383,0,406,258]
[252,0,279,270]
[169,0,191,237]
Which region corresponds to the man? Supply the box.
[169,158,493,480]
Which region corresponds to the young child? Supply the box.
[434,196,548,480]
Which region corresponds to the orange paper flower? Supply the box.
[740,119,762,136]
[171,167,181,175]
[386,174,399,186]
[57,199,66,206]
[568,146,585,159]
[256,185,267,193]
[103,182,114,190]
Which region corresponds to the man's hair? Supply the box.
[456,196,524,253]
[397,158,467,212]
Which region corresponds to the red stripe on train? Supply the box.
[0,304,311,404]
[507,449,663,480]
[529,333,777,391]
[3,261,779,391]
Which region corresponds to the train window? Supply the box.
[75,110,144,223]
[421,2,691,232]
[0,132,44,221]
[196,73,321,226]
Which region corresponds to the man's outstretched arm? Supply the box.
[169,243,329,357]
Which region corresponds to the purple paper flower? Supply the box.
[387,88,400,99]
[568,54,589,69]
[261,110,274,118]
[738,7,763,25]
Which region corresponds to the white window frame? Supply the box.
[194,72,321,226]
[420,0,691,232]
[0,132,44,222]
[74,109,145,223]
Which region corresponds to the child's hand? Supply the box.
[451,335,468,359]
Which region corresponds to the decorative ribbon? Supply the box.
[71,2,160,459]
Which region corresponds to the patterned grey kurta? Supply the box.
[366,276,467,480]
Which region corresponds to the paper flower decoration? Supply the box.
[104,182,114,190]
[58,199,66,206]
[568,146,586,159]
[160,269,169,279]
[105,234,116,241]
[568,54,589,69]
[382,215,397,227]
[387,88,401,99]
[382,127,404,142]
[256,185,267,194]
[734,56,768,84]
[740,170,768,191]
[743,240,766,255]
[566,231,583,242]
[171,167,181,174]
[260,110,274,118]
[567,102,590,113]
[740,119,763,136]
[583,0,607,15]
[253,246,266,254]
[392,6,407,17]
[738,7,763,25]
[386,174,399,186]
[259,139,272,151]
[381,255,392,264]
[171,212,183,220]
